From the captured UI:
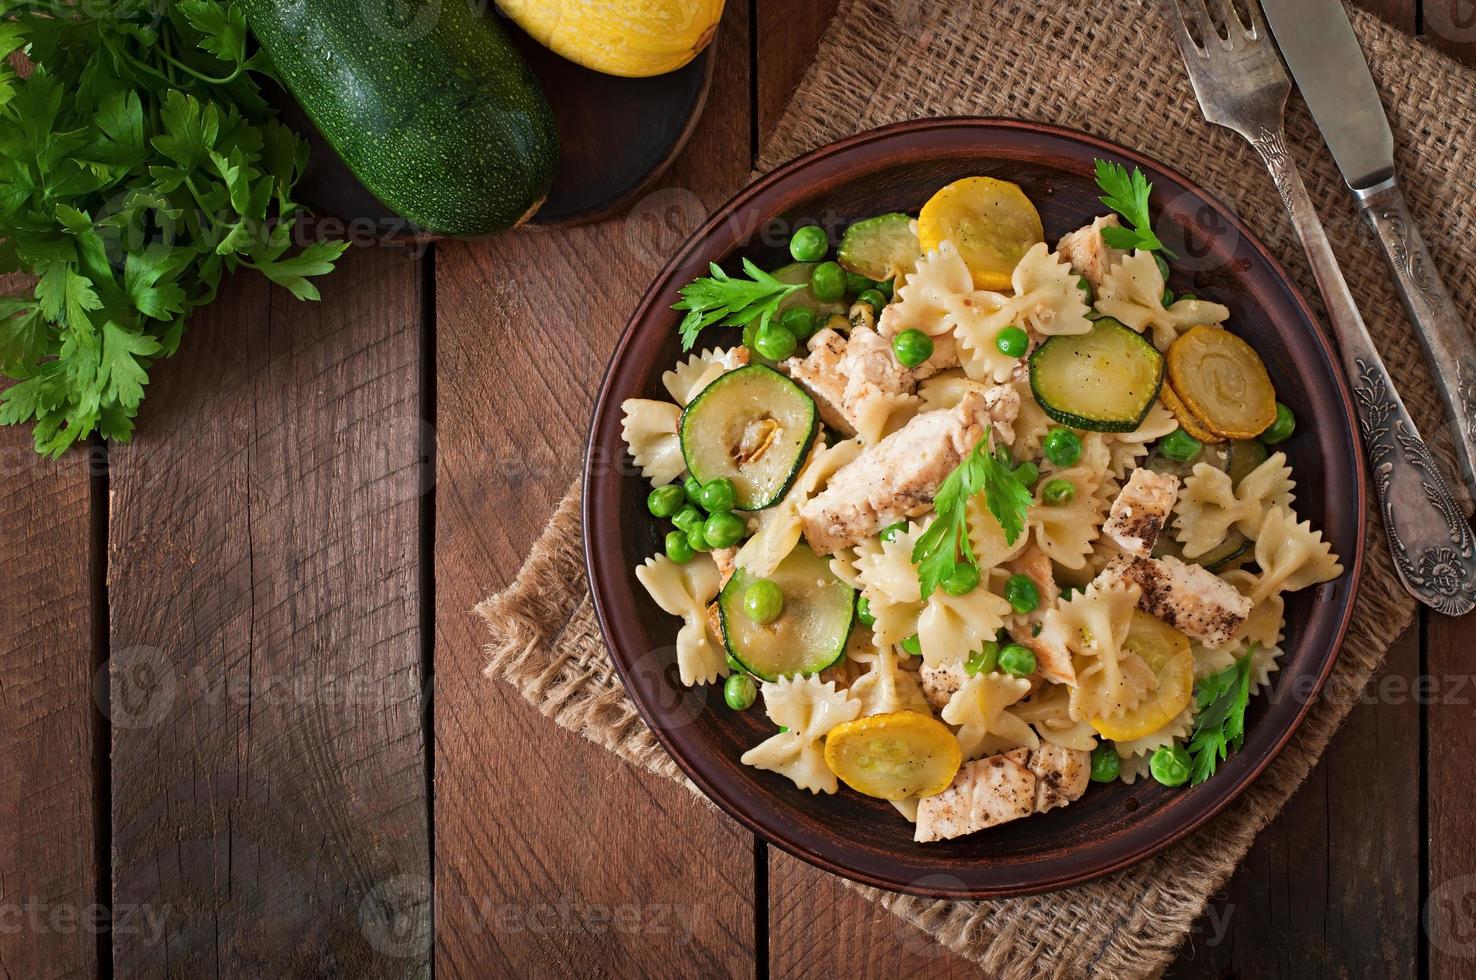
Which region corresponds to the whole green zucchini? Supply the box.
[241,0,559,236]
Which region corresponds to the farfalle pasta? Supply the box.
[625,171,1344,840]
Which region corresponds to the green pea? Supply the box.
[704,512,745,549]
[743,578,784,624]
[1076,275,1094,306]
[856,288,888,313]
[998,642,1036,677]
[1159,428,1203,463]
[1150,745,1192,787]
[900,633,922,656]
[1261,402,1296,445]
[942,562,980,596]
[875,278,894,300]
[1090,745,1121,783]
[665,530,696,564]
[844,270,873,297]
[1155,254,1171,283]
[698,477,737,514]
[780,306,817,342]
[683,475,704,501]
[754,321,798,361]
[724,672,758,710]
[964,641,999,676]
[1004,574,1040,614]
[647,483,686,518]
[1161,287,1175,307]
[687,521,711,553]
[880,521,907,543]
[891,329,934,368]
[995,325,1029,358]
[672,504,703,532]
[1042,478,1076,507]
[1043,427,1083,467]
[811,261,847,302]
[856,594,875,627]
[789,225,828,263]
[1013,460,1039,487]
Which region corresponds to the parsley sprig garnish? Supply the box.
[911,434,1034,599]
[1094,159,1177,259]
[0,1,347,457]
[1187,648,1256,785]
[672,259,804,351]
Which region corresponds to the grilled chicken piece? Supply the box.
[1029,742,1091,813]
[1057,214,1127,292]
[1003,545,1074,686]
[783,326,917,438]
[799,391,993,554]
[1098,554,1252,648]
[915,748,1036,842]
[919,660,969,711]
[914,743,1092,842]
[1102,468,1180,558]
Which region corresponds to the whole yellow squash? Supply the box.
[498,0,725,78]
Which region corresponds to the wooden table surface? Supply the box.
[3,1,1474,976]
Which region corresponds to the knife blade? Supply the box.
[1261,0,1395,191]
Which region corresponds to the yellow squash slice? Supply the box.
[1166,326,1278,439]
[1159,379,1225,445]
[917,177,1044,290]
[823,710,962,800]
[1090,612,1194,741]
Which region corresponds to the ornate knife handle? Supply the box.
[1357,181,1476,505]
[1250,126,1476,615]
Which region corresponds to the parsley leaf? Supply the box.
[1187,648,1256,785]
[0,1,345,457]
[911,432,1034,599]
[1094,159,1177,259]
[672,258,804,351]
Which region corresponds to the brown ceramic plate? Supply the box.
[583,118,1365,899]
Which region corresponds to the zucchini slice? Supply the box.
[679,365,818,510]
[718,543,854,681]
[837,213,922,283]
[1029,317,1165,432]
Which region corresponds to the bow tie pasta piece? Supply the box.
[635,553,726,687]
[1037,580,1154,724]
[855,521,926,605]
[1007,378,1055,463]
[1028,466,1116,570]
[941,671,1039,760]
[847,642,933,718]
[620,398,685,486]
[1001,242,1093,337]
[965,495,1033,571]
[1106,402,1179,481]
[917,583,1013,669]
[736,437,862,578]
[1238,504,1343,604]
[661,346,748,406]
[1096,250,1230,352]
[1011,684,1099,752]
[879,240,976,339]
[1175,451,1296,558]
[740,676,862,794]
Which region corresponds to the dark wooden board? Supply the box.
[0,333,100,978]
[430,2,759,976]
[106,248,431,976]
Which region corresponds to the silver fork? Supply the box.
[1162,0,1476,615]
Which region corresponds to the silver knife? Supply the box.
[1263,0,1476,506]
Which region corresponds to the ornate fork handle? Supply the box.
[1250,125,1476,615]
[1357,182,1476,503]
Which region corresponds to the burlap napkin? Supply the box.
[478,2,1476,975]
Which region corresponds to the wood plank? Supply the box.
[1425,608,1476,980]
[431,3,758,977]
[0,356,100,977]
[755,0,841,139]
[1421,0,1476,63]
[107,247,430,977]
[1166,627,1423,979]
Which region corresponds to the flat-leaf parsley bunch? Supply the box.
[0,0,347,456]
